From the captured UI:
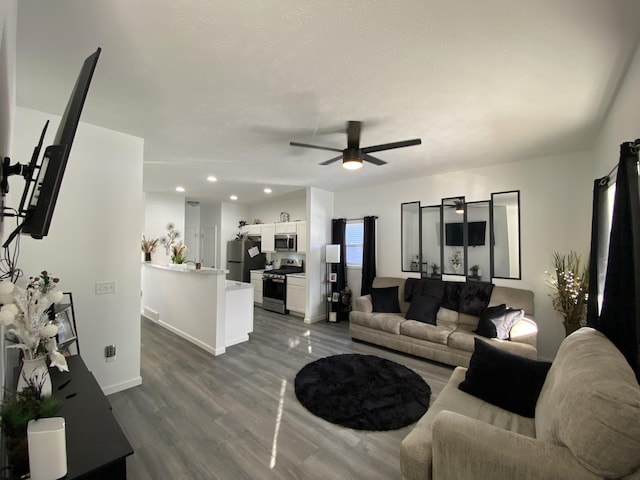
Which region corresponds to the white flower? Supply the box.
[41,324,59,338]
[48,350,69,372]
[0,280,14,295]
[1,303,18,315]
[48,290,64,303]
[0,310,15,325]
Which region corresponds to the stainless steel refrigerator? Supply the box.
[226,239,266,282]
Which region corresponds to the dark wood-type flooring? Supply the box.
[108,308,454,480]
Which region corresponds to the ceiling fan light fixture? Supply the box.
[455,200,465,214]
[343,158,363,170]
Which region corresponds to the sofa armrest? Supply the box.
[431,410,599,480]
[509,316,538,350]
[354,295,373,313]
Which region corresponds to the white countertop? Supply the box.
[143,263,228,275]
[226,280,254,291]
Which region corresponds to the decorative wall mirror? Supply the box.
[465,200,490,281]
[401,201,421,272]
[490,190,521,279]
[421,205,441,278]
[441,196,466,276]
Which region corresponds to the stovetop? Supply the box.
[263,258,303,278]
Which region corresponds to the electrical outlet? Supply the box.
[95,281,116,295]
[105,344,116,362]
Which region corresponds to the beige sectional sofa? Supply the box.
[349,277,538,367]
[401,327,640,479]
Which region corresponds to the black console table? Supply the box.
[49,355,133,479]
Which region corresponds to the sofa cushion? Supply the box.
[349,310,405,334]
[459,338,551,417]
[370,286,401,313]
[405,295,441,325]
[400,320,455,345]
[475,305,524,340]
[435,307,459,328]
[459,281,494,316]
[535,328,640,478]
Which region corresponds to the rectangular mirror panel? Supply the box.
[401,201,421,272]
[465,201,490,281]
[491,190,521,279]
[441,196,466,275]
[421,205,441,278]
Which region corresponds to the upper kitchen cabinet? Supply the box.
[261,224,276,252]
[275,222,297,234]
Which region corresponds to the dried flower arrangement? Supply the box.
[546,251,589,332]
[141,235,159,253]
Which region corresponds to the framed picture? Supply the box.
[55,309,77,347]
[332,292,340,302]
[329,273,337,283]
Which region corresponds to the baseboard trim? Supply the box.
[103,376,142,396]
[157,319,217,355]
[226,335,249,347]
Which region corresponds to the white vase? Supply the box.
[17,356,52,397]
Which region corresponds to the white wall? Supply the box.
[143,192,185,264]
[0,0,16,395]
[199,201,222,268]
[306,187,334,323]
[246,188,306,225]
[334,150,595,360]
[593,42,640,174]
[9,107,144,394]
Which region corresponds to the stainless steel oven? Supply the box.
[262,259,303,314]
[274,234,297,252]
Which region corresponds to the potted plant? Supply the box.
[546,251,589,336]
[141,235,158,262]
[470,265,481,277]
[430,263,440,278]
[1,378,61,476]
[170,242,188,264]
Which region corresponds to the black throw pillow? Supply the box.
[404,278,445,303]
[405,295,441,325]
[474,304,507,338]
[458,338,552,417]
[442,282,462,310]
[370,286,401,313]
[459,281,495,316]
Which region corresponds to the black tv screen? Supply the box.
[445,221,486,247]
[20,48,101,239]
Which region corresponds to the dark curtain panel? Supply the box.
[587,177,608,327]
[331,219,347,320]
[361,216,377,296]
[593,142,640,379]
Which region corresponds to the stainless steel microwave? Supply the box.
[274,234,297,252]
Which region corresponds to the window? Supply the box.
[345,221,364,267]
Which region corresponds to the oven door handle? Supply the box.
[271,278,285,284]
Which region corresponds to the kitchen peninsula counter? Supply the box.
[141,263,252,355]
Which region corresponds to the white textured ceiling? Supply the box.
[14,0,640,204]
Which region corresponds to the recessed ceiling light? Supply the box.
[264,188,272,194]
[176,186,185,192]
[207,176,217,182]
[230,195,238,201]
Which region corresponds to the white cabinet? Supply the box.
[240,224,261,236]
[286,275,306,316]
[250,271,264,305]
[296,221,307,253]
[275,222,297,234]
[261,224,275,252]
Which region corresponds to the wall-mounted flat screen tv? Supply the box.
[445,221,486,247]
[20,48,101,239]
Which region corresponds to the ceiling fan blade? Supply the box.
[289,141,343,153]
[363,154,387,166]
[362,138,422,154]
[346,121,362,149]
[319,155,343,166]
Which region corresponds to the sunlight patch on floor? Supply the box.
[270,378,287,469]
[303,329,312,353]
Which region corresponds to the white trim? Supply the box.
[157,319,222,355]
[102,376,142,396]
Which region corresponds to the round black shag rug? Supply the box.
[294,354,431,431]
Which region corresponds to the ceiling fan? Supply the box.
[289,121,422,170]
